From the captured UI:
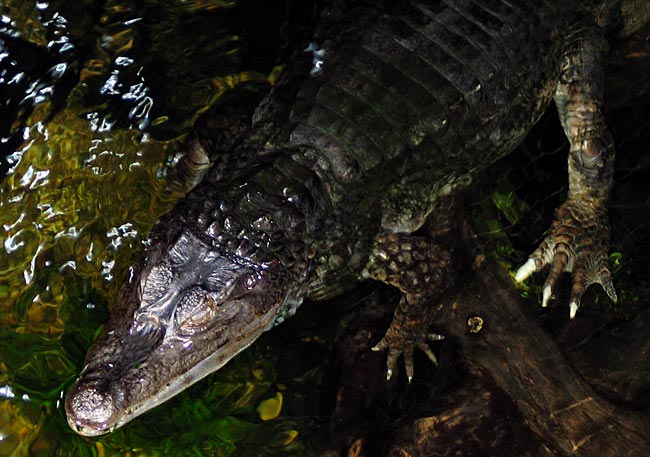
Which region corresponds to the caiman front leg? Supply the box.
[362,233,451,381]
[516,17,618,317]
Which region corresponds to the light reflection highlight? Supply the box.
[49,62,67,78]
[58,260,77,272]
[4,231,25,253]
[54,226,80,239]
[18,167,51,190]
[23,243,44,284]
[102,259,115,281]
[0,385,31,403]
[0,385,15,399]
[2,212,25,231]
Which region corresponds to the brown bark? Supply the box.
[429,257,650,456]
[326,244,650,456]
[385,373,556,457]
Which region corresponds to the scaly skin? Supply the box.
[514,16,619,317]
[65,0,650,435]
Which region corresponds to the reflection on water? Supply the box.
[0,0,321,455]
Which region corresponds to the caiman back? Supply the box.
[252,0,564,234]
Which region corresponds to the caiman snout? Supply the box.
[65,379,124,436]
[65,229,292,435]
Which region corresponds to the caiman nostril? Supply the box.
[65,383,116,435]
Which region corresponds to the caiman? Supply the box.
[65,0,650,436]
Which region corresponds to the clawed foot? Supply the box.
[372,320,444,383]
[515,197,617,318]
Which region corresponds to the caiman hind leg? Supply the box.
[362,233,451,382]
[516,17,617,317]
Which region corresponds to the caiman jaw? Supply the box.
[66,310,279,436]
[65,230,289,436]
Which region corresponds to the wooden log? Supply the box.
[430,256,650,456]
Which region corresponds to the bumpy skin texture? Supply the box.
[362,233,450,381]
[65,0,648,436]
[515,16,618,317]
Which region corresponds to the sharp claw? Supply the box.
[386,351,398,381]
[518,198,615,318]
[419,344,439,366]
[405,354,414,382]
[515,258,537,282]
[375,328,444,382]
[372,339,387,351]
[609,288,619,304]
[405,362,414,380]
[542,284,552,308]
[602,279,618,303]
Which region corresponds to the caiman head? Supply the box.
[65,221,303,436]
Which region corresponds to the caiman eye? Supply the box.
[181,298,216,333]
[174,288,240,336]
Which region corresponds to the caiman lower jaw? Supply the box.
[65,304,280,437]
